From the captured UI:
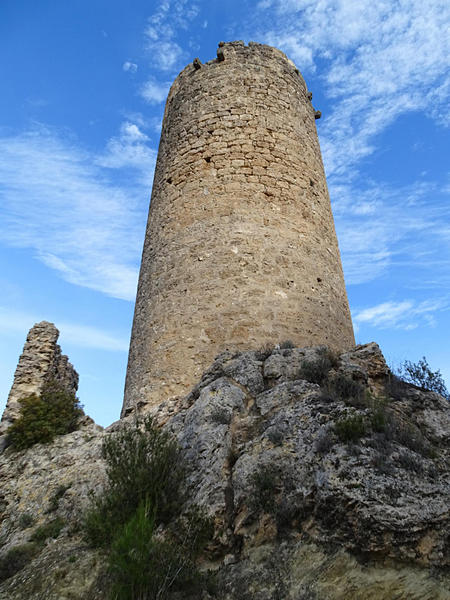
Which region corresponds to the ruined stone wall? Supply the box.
[123,41,354,416]
[0,321,78,437]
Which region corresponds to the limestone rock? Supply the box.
[0,322,79,451]
[1,343,449,599]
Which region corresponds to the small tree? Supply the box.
[84,416,185,547]
[397,357,449,400]
[6,381,83,450]
[84,417,212,600]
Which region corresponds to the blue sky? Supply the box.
[1,0,449,426]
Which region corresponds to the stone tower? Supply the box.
[122,41,354,417]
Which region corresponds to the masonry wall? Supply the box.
[122,41,354,416]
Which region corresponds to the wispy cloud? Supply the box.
[332,180,450,285]
[96,121,156,185]
[253,0,450,290]
[0,308,128,352]
[255,0,450,178]
[353,298,449,331]
[141,0,200,100]
[0,124,155,300]
[123,61,138,73]
[140,79,171,105]
[144,0,199,72]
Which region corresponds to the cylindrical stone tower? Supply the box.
[122,41,354,417]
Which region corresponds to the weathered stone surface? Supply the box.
[0,420,105,599]
[123,40,355,415]
[166,344,449,572]
[1,343,449,599]
[0,322,79,450]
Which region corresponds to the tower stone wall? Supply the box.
[122,41,354,416]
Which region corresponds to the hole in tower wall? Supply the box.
[205,157,211,163]
[317,277,322,283]
[167,177,172,184]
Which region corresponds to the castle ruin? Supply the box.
[122,41,354,416]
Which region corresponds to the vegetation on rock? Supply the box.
[84,417,212,600]
[0,543,39,583]
[6,381,83,450]
[396,356,450,400]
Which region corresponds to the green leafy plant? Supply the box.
[84,417,185,547]
[108,502,211,600]
[298,357,332,385]
[335,414,367,442]
[279,340,295,349]
[397,357,449,400]
[46,483,71,513]
[18,513,35,530]
[30,517,65,543]
[6,381,83,450]
[83,417,212,599]
[370,405,389,433]
[328,373,366,406]
[249,464,280,514]
[0,543,39,583]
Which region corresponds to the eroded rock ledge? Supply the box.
[0,343,449,599]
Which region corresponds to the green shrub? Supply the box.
[249,464,280,514]
[84,417,212,600]
[0,543,39,582]
[370,405,389,433]
[84,417,185,547]
[329,373,366,406]
[108,501,168,600]
[6,381,83,450]
[335,414,367,442]
[298,356,333,385]
[30,517,65,543]
[397,451,424,474]
[279,340,295,349]
[18,513,35,530]
[267,427,284,446]
[397,357,449,400]
[210,406,232,425]
[46,483,71,513]
[108,502,210,600]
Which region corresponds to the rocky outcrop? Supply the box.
[0,343,449,599]
[0,322,79,450]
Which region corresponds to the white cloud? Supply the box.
[255,0,450,178]
[249,2,450,293]
[140,79,171,104]
[143,1,199,72]
[96,121,156,185]
[123,61,138,73]
[0,308,128,352]
[0,125,155,300]
[353,298,449,331]
[332,179,450,285]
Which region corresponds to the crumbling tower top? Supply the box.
[122,41,354,416]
